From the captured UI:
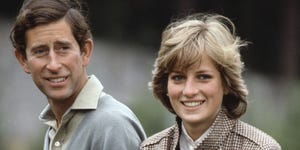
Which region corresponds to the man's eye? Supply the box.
[33,49,47,55]
[58,46,69,51]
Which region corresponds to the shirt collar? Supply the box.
[39,74,103,122]
[70,74,103,110]
[180,121,211,149]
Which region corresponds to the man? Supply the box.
[10,0,146,149]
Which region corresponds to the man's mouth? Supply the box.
[48,77,67,83]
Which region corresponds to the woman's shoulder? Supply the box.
[234,120,281,149]
[140,125,178,149]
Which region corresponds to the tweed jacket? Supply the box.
[140,109,281,150]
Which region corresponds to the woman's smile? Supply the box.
[181,100,206,107]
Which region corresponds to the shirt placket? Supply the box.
[50,111,74,150]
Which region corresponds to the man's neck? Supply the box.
[48,98,75,127]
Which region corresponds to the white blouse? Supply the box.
[180,123,211,150]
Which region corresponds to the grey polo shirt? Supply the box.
[39,75,146,150]
[39,75,103,150]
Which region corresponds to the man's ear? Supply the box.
[15,49,31,74]
[81,39,93,67]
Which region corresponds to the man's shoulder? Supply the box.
[75,93,146,136]
[234,120,281,149]
[97,94,130,111]
[86,93,139,124]
[68,92,146,150]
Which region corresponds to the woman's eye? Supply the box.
[198,74,211,80]
[171,75,185,81]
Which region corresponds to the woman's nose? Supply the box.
[182,79,199,98]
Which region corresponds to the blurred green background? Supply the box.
[0,0,299,149]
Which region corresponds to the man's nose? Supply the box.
[46,51,62,72]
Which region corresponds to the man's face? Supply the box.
[16,18,92,105]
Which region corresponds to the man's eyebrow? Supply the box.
[54,40,71,45]
[30,44,48,51]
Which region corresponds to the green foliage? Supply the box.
[28,128,46,150]
[0,114,7,150]
[0,119,4,150]
[279,81,300,149]
[128,92,173,137]
[242,79,300,149]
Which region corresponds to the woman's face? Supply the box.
[167,54,225,130]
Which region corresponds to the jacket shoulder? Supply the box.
[140,125,176,149]
[235,121,281,150]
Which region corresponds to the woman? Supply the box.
[140,13,281,150]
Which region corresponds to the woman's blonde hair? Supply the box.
[150,13,249,119]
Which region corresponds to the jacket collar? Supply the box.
[175,108,237,149]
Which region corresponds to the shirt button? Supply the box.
[54,141,61,147]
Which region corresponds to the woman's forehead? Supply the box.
[170,53,218,72]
